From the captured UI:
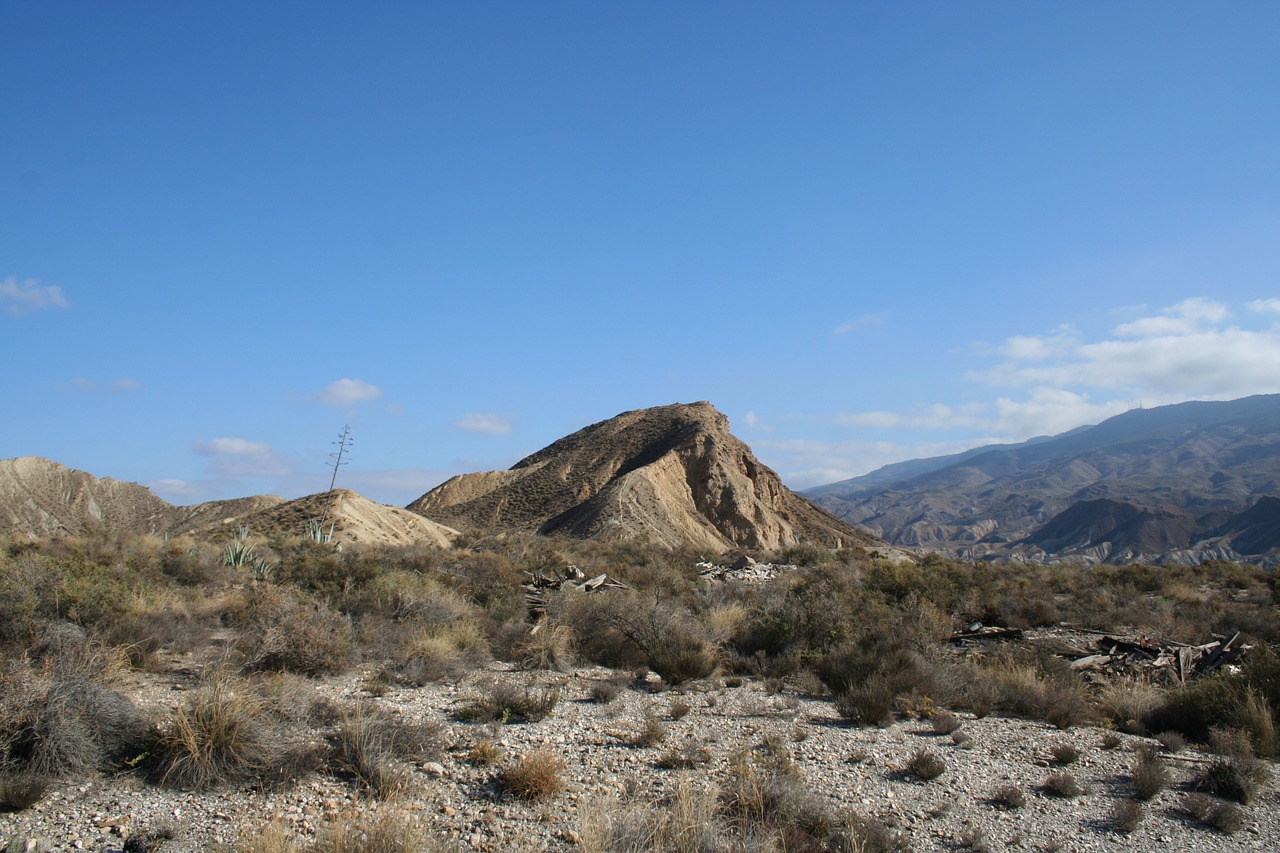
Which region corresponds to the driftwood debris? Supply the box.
[948,623,1249,684]
[522,565,628,632]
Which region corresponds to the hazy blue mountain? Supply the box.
[804,394,1280,565]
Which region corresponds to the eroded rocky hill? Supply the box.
[409,401,875,552]
[0,457,456,548]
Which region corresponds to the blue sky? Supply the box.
[4,2,1280,507]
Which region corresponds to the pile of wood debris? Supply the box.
[522,565,627,631]
[949,623,1249,684]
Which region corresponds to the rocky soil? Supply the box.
[2,661,1276,853]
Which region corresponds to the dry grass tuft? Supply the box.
[157,672,278,789]
[990,784,1026,810]
[1112,798,1143,834]
[905,748,946,781]
[1042,772,1083,798]
[497,749,567,801]
[1131,745,1168,801]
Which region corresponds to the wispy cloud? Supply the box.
[110,378,140,393]
[743,410,773,432]
[833,312,887,335]
[454,413,512,436]
[765,297,1280,488]
[310,378,382,406]
[1,277,70,315]
[193,437,289,476]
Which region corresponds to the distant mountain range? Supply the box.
[805,394,1280,566]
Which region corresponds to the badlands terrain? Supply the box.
[1,401,1278,852]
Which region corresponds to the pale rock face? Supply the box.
[407,402,877,552]
[0,458,457,549]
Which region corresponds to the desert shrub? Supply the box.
[0,773,51,811]
[632,708,667,748]
[1143,673,1239,742]
[931,711,962,735]
[1193,728,1268,805]
[1155,730,1186,753]
[241,805,444,853]
[668,699,691,721]
[990,785,1025,810]
[718,752,901,852]
[394,620,489,685]
[1112,798,1143,834]
[1181,793,1243,834]
[0,663,148,779]
[465,740,503,766]
[968,650,1090,727]
[258,672,340,728]
[1050,742,1081,764]
[655,741,713,770]
[1131,745,1167,801]
[904,748,946,781]
[104,593,209,669]
[778,543,834,568]
[587,593,718,685]
[122,821,177,852]
[0,550,63,644]
[578,780,721,853]
[156,672,279,789]
[331,703,415,799]
[1238,684,1278,759]
[313,805,439,853]
[834,674,897,728]
[1100,731,1123,749]
[515,622,575,672]
[1042,772,1082,798]
[237,588,353,677]
[454,678,559,724]
[497,748,566,801]
[589,679,623,704]
[556,591,648,670]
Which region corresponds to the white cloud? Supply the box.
[1,277,70,315]
[743,410,773,432]
[147,478,204,500]
[195,437,272,457]
[66,378,97,392]
[110,378,140,393]
[766,297,1280,488]
[454,413,512,436]
[834,312,887,335]
[311,378,382,406]
[193,438,288,476]
[1113,297,1228,338]
[834,402,986,430]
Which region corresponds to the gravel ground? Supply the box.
[1,662,1276,852]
